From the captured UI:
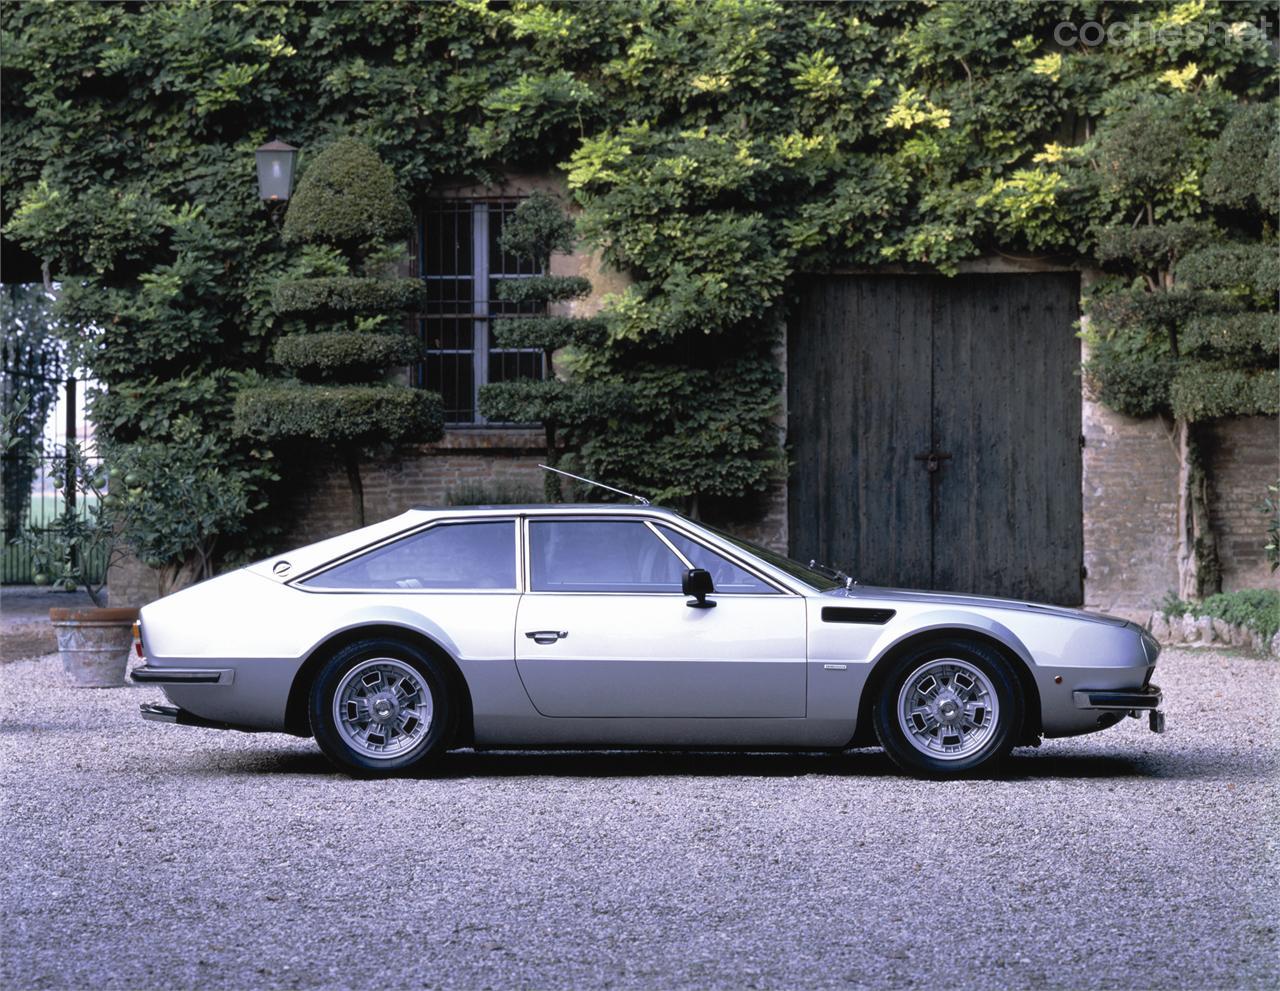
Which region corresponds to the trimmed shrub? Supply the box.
[1084,343,1175,419]
[283,140,412,257]
[1204,104,1279,214]
[272,278,424,317]
[1169,364,1279,421]
[273,332,425,382]
[489,315,608,351]
[234,385,442,446]
[494,274,593,305]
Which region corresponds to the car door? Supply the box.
[514,516,807,717]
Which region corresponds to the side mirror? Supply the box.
[682,568,716,609]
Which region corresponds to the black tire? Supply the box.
[309,637,453,777]
[872,638,1023,779]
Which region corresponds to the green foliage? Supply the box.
[283,139,412,261]
[105,418,254,596]
[1085,339,1175,419]
[1090,95,1206,211]
[272,277,423,316]
[1160,588,1280,643]
[1203,103,1279,213]
[1169,364,1279,421]
[3,0,1276,542]
[1177,243,1279,300]
[238,138,441,522]
[476,193,613,501]
[478,378,631,427]
[494,274,593,305]
[234,384,443,448]
[497,190,574,260]
[575,347,786,506]
[1082,91,1278,428]
[490,316,608,351]
[273,332,424,383]
[1263,481,1280,573]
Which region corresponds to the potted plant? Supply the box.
[22,441,137,687]
[21,419,257,687]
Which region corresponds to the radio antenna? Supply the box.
[538,464,650,506]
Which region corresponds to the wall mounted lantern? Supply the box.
[255,139,299,204]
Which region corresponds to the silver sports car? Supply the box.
[132,501,1164,778]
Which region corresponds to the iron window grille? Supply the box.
[415,198,546,425]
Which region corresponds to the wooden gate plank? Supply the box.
[931,273,1082,603]
[789,276,932,588]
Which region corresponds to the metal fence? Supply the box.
[1,374,103,585]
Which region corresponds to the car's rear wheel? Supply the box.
[309,638,453,777]
[872,638,1022,778]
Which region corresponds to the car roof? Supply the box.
[408,503,684,515]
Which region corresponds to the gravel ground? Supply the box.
[0,587,95,664]
[1,642,1277,990]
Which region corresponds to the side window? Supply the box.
[304,521,516,590]
[530,520,686,593]
[656,525,779,595]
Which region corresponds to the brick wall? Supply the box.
[1205,416,1279,589]
[1082,405,1278,621]
[282,429,548,547]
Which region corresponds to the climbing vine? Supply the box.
[2,1,1276,574]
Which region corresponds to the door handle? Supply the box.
[525,630,568,645]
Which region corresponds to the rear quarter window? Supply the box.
[302,520,516,590]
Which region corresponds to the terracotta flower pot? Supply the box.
[48,607,140,688]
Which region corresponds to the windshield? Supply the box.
[696,521,843,591]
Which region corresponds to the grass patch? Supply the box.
[1160,588,1280,642]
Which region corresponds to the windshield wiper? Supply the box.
[808,559,857,589]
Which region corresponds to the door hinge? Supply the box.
[1079,434,1087,449]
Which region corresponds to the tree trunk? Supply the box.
[1175,419,1220,601]
[542,421,561,503]
[344,451,365,529]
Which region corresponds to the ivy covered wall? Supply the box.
[2,1,1276,575]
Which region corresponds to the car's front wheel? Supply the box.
[872,638,1022,778]
[309,638,453,777]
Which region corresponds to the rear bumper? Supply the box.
[131,665,234,686]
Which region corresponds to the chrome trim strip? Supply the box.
[1072,685,1162,710]
[130,666,235,687]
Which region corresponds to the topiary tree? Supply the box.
[1082,97,1279,599]
[234,140,443,528]
[477,192,623,502]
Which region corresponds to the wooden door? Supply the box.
[788,272,1082,605]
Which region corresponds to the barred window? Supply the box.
[416,199,545,424]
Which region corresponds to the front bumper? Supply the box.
[130,665,234,686]
[1073,684,1165,733]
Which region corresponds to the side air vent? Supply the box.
[821,607,896,625]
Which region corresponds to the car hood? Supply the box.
[824,585,1132,628]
